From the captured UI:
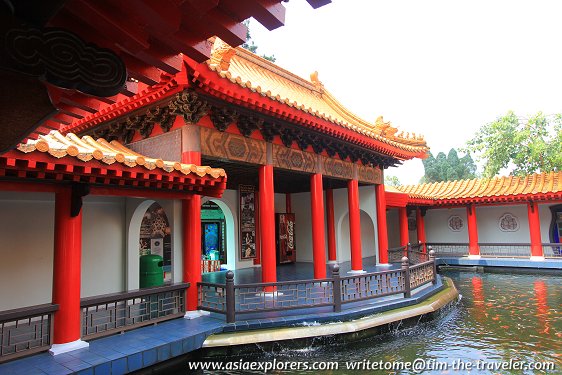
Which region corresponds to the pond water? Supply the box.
[180,270,562,374]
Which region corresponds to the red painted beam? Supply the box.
[181,5,246,48]
[65,0,150,54]
[220,0,286,31]
[307,0,332,9]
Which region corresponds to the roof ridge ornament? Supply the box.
[309,71,325,93]
[209,38,236,72]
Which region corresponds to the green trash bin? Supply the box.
[139,254,164,288]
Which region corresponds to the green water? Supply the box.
[184,271,562,374]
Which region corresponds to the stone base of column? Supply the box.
[467,255,481,260]
[49,339,89,356]
[377,263,391,267]
[347,269,366,274]
[252,264,262,268]
[184,310,211,320]
[327,260,338,264]
[529,256,545,262]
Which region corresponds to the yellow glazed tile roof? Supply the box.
[16,131,226,179]
[206,38,429,156]
[395,171,562,203]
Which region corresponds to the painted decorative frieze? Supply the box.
[272,144,317,173]
[200,127,266,164]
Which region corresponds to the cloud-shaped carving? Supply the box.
[6,27,126,97]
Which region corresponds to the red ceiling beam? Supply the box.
[181,4,246,48]
[65,0,150,54]
[220,0,286,31]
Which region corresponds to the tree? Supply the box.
[385,175,401,187]
[241,20,276,62]
[421,148,477,183]
[465,111,562,177]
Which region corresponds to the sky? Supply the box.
[249,0,562,184]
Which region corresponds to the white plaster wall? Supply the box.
[425,207,469,243]
[387,209,400,248]
[274,193,287,214]
[0,192,54,310]
[292,192,313,262]
[81,196,126,297]
[334,186,378,264]
[476,205,530,243]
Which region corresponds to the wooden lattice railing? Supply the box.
[198,252,437,323]
[0,304,58,363]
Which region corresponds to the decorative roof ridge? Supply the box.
[396,171,562,202]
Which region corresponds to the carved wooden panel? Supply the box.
[272,144,317,173]
[200,127,266,164]
[357,164,383,184]
[320,155,354,181]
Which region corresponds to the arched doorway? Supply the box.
[337,209,377,263]
[139,202,172,283]
[201,199,236,271]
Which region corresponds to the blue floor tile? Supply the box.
[142,348,158,367]
[170,340,183,357]
[157,345,171,362]
[127,352,143,372]
[110,358,127,375]
[93,362,111,375]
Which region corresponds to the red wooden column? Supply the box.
[182,151,202,312]
[347,179,363,272]
[416,207,427,251]
[183,195,201,311]
[527,201,544,259]
[260,164,277,283]
[467,204,480,257]
[398,207,409,247]
[326,189,337,263]
[375,184,389,264]
[50,186,89,354]
[310,173,327,278]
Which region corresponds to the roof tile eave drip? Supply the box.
[16,131,226,181]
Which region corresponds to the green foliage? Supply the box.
[384,175,401,187]
[421,148,477,183]
[465,111,562,177]
[241,20,276,62]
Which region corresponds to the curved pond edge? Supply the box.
[202,277,460,348]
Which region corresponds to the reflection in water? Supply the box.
[185,271,562,374]
[534,280,549,335]
[471,276,486,323]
